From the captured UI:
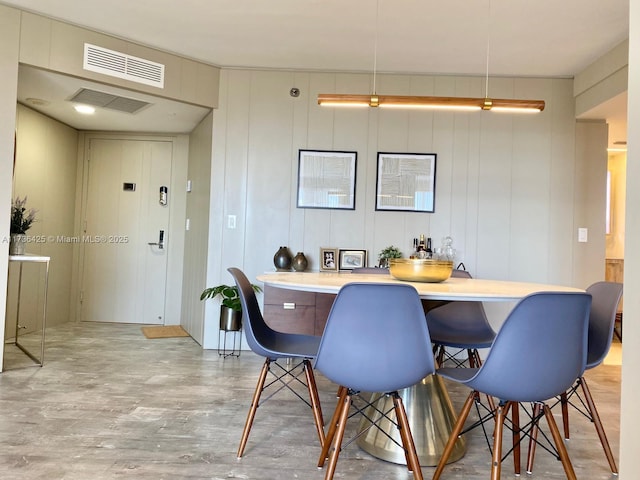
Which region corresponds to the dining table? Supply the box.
[256,270,584,466]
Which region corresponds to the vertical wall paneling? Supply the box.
[620,3,640,475]
[548,79,578,286]
[207,68,601,344]
[181,112,213,344]
[7,105,78,336]
[289,72,311,259]
[0,5,21,371]
[573,120,608,286]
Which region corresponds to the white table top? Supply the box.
[9,253,51,263]
[256,271,583,302]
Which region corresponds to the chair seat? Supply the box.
[263,332,321,359]
[426,300,496,349]
[437,367,480,383]
[428,330,495,349]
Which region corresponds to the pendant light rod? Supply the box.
[317,0,545,113]
[372,0,379,95]
[485,0,492,99]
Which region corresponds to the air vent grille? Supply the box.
[69,88,151,114]
[83,43,165,88]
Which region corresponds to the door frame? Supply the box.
[71,132,189,326]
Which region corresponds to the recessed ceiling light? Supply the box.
[74,104,96,114]
[25,97,50,106]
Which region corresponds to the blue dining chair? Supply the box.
[526,281,623,474]
[228,267,325,458]
[314,282,435,480]
[432,291,592,480]
[425,269,496,368]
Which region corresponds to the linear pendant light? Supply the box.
[318,0,545,113]
[317,94,545,112]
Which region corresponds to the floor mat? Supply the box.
[141,325,190,339]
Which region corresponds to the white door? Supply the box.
[81,138,172,324]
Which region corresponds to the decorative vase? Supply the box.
[9,234,26,255]
[292,252,308,272]
[273,246,292,271]
[219,306,242,331]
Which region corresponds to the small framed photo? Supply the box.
[338,249,367,270]
[297,149,357,210]
[319,247,338,272]
[375,152,437,213]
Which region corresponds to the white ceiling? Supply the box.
[4,0,630,145]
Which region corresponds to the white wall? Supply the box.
[606,152,626,258]
[203,68,606,348]
[181,111,213,344]
[620,1,640,477]
[0,5,21,370]
[6,104,79,338]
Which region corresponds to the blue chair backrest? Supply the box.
[351,267,389,274]
[586,281,623,368]
[228,267,277,358]
[427,269,491,334]
[315,282,435,393]
[467,292,592,402]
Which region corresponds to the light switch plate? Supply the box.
[227,215,236,229]
[578,227,588,242]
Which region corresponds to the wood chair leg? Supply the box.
[237,359,270,458]
[318,386,348,468]
[490,402,507,480]
[322,393,352,480]
[543,403,578,480]
[392,393,423,479]
[303,359,326,447]
[435,345,445,367]
[511,402,521,475]
[580,376,618,474]
[432,391,476,480]
[560,390,570,439]
[526,402,543,473]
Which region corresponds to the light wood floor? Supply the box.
[1,322,621,479]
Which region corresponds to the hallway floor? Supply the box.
[1,322,621,479]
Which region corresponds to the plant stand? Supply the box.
[218,328,242,357]
[218,306,242,357]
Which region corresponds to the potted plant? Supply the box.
[10,196,36,255]
[200,283,262,331]
[378,245,403,268]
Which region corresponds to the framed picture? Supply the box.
[297,149,357,210]
[375,152,437,212]
[319,247,339,271]
[338,249,367,270]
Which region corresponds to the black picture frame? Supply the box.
[338,249,367,270]
[296,149,357,210]
[375,152,437,213]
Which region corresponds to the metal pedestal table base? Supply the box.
[356,374,466,466]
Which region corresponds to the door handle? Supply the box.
[148,230,165,249]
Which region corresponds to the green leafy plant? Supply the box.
[378,245,403,268]
[10,196,37,235]
[378,245,403,260]
[200,284,262,311]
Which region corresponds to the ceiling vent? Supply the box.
[83,43,165,88]
[69,88,152,114]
